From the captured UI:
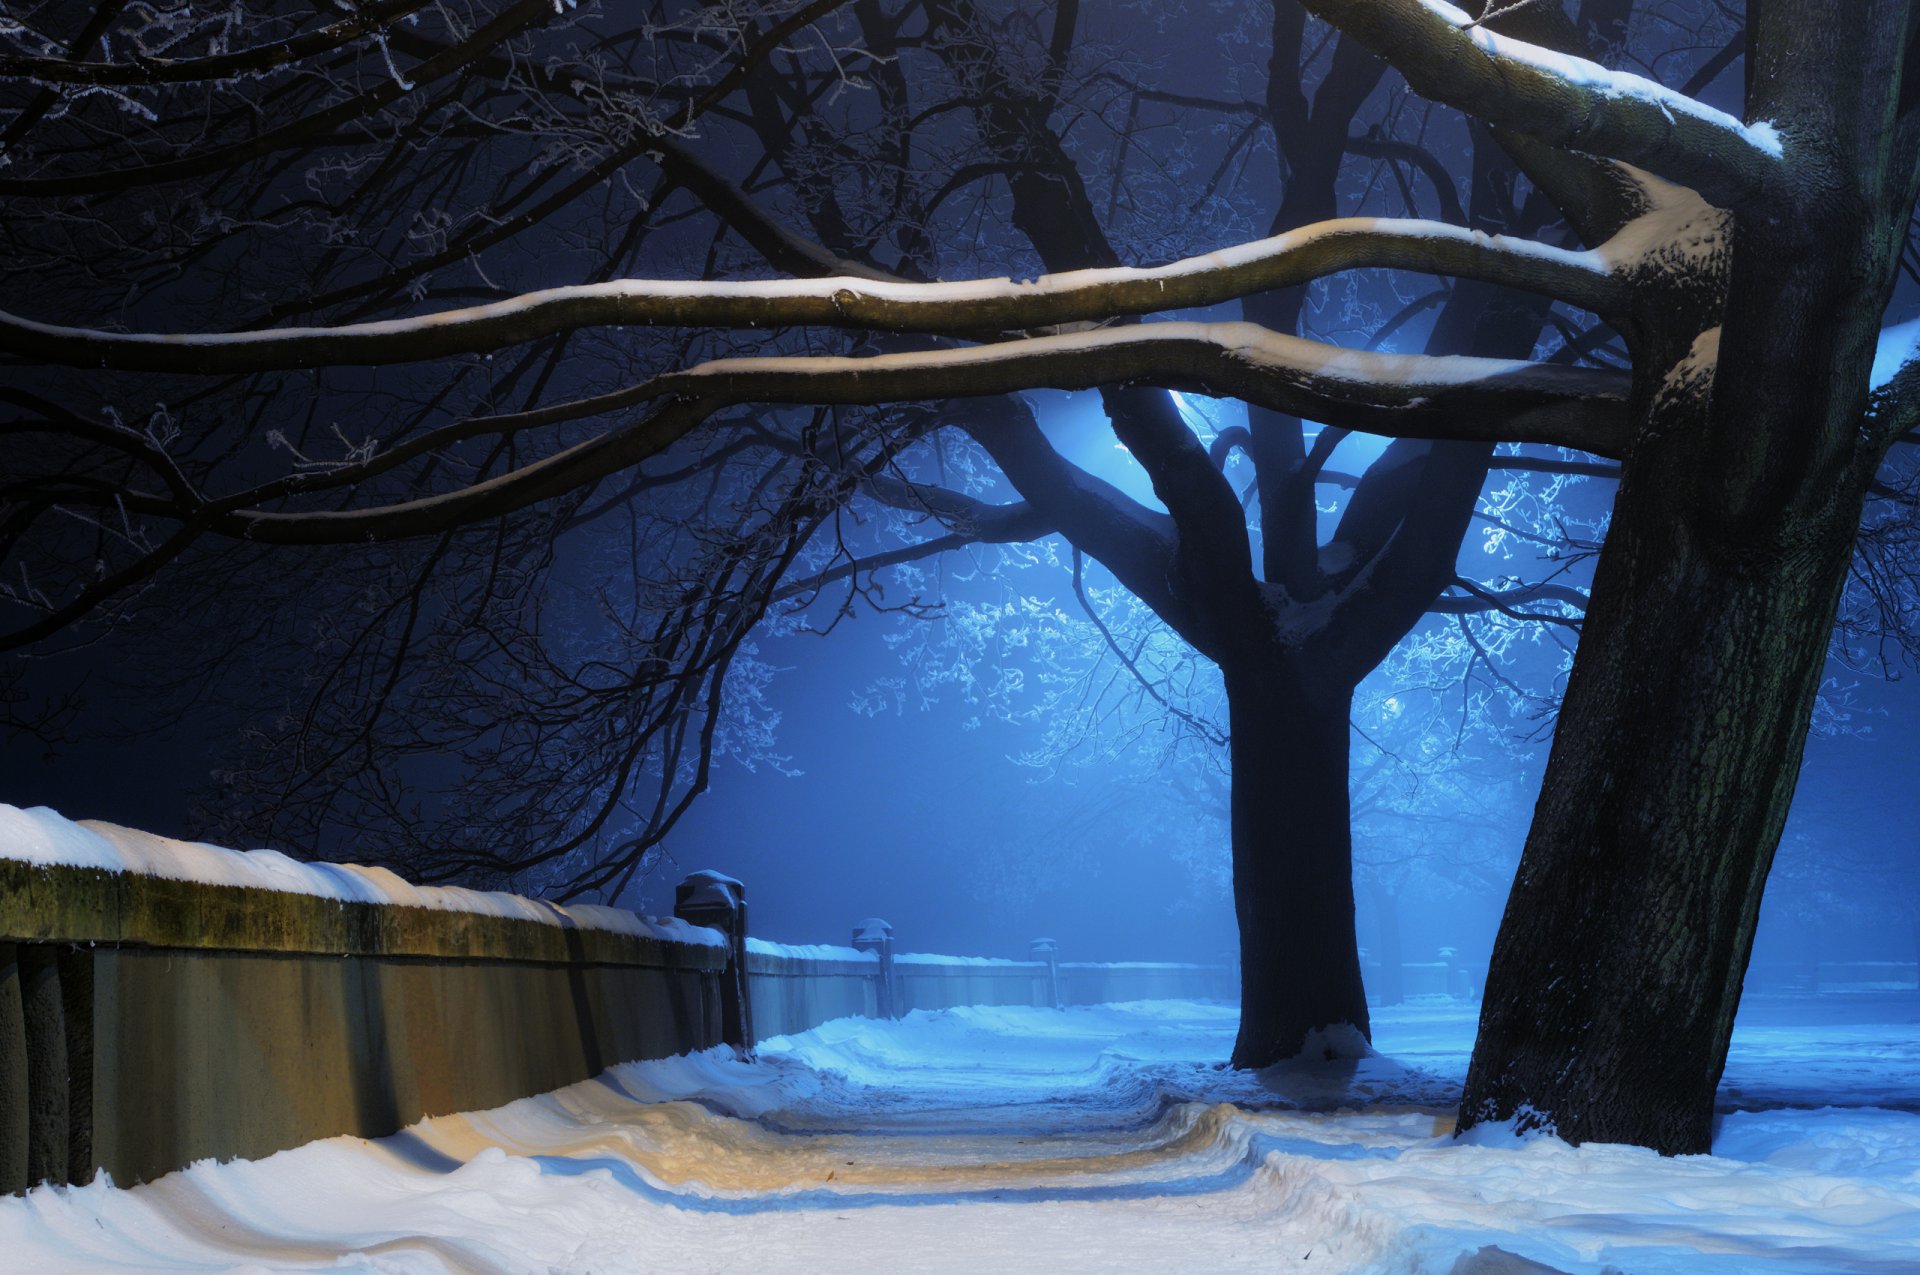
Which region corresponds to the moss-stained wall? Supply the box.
[89,948,719,1185]
[0,862,726,1190]
[0,859,1236,1193]
[0,859,713,967]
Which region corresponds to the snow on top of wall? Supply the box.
[746,938,875,962]
[0,803,722,946]
[895,952,1037,968]
[1057,961,1218,970]
[750,946,1221,969]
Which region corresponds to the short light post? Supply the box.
[675,871,754,1052]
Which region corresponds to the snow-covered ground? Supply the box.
[4,996,1918,1274]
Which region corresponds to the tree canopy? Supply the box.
[9,0,1920,1153]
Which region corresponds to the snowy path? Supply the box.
[3,997,1919,1274]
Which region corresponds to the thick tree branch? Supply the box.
[1300,0,1786,211]
[0,218,1626,373]
[949,402,1190,644]
[170,323,1621,560]
[655,322,1632,456]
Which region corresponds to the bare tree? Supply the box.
[1,0,1606,1072]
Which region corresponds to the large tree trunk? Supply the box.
[1459,0,1916,1146]
[1226,664,1370,1067]
[1459,412,1872,1154]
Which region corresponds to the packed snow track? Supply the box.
[3,998,1917,1274]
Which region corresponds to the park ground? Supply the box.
[1,994,1917,1273]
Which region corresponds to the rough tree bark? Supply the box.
[1459,0,1920,1153]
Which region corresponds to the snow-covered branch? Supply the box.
[651,322,1632,457]
[0,0,564,200]
[0,218,1624,374]
[12,329,1628,559]
[186,320,1600,575]
[1300,0,1786,212]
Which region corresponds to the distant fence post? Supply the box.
[1439,946,1478,1000]
[675,872,754,1052]
[851,918,896,1018]
[1030,937,1060,1009]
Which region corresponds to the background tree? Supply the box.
[0,0,1608,1071]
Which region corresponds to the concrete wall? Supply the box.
[747,952,878,1039]
[0,861,725,1191]
[1747,960,1920,993]
[747,956,1241,1040]
[895,962,1049,1014]
[89,948,718,1186]
[0,859,1238,1192]
[1058,962,1237,1005]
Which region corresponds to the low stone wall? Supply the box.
[747,948,879,1039]
[0,848,1238,1193]
[1058,961,1237,1005]
[1747,960,1920,993]
[895,959,1050,1014]
[0,860,725,1191]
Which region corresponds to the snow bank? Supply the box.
[0,803,721,946]
[4,997,1916,1273]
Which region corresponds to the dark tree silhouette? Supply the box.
[0,0,1604,1071]
[9,0,1920,1153]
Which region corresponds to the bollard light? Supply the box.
[675,871,754,1053]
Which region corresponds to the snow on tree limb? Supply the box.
[0,218,1624,374]
[649,322,1632,457]
[1300,0,1786,212]
[176,321,1626,549]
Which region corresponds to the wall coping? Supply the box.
[1059,961,1230,970]
[0,860,725,968]
[0,804,724,965]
